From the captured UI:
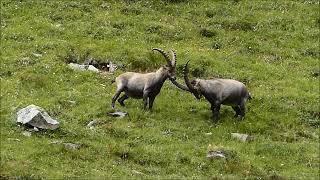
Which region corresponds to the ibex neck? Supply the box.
[155,67,168,83]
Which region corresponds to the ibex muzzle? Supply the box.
[171,60,251,122]
[111,48,177,110]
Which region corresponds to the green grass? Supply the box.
[1,0,319,179]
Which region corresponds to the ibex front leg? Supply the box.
[211,101,221,123]
[239,99,246,120]
[143,91,150,111]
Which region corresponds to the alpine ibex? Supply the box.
[111,48,177,110]
[171,60,251,122]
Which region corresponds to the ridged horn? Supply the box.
[183,60,200,99]
[170,50,176,67]
[170,79,190,92]
[152,48,171,66]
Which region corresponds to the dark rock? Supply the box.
[311,70,319,77]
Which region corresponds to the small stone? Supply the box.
[33,127,39,132]
[206,150,226,159]
[231,133,252,142]
[87,120,100,128]
[132,170,144,175]
[63,143,82,150]
[68,63,85,71]
[32,53,42,58]
[22,131,32,137]
[100,2,110,9]
[108,111,127,118]
[68,63,99,73]
[50,140,63,144]
[67,100,76,104]
[87,65,100,72]
[205,132,212,136]
[108,61,117,73]
[162,129,173,136]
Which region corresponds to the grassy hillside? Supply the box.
[1,0,319,179]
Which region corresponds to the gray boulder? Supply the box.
[17,105,59,130]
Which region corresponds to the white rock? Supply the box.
[22,131,32,137]
[132,170,144,175]
[108,61,117,73]
[231,133,252,142]
[68,63,87,71]
[63,143,82,150]
[87,65,100,72]
[17,104,59,130]
[108,111,127,118]
[206,150,226,159]
[68,63,99,73]
[87,120,100,128]
[50,140,63,144]
[32,53,42,57]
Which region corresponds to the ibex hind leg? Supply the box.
[232,106,241,118]
[148,96,156,111]
[111,87,125,109]
[118,94,129,106]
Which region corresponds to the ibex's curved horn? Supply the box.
[152,48,171,66]
[170,50,176,67]
[184,60,200,99]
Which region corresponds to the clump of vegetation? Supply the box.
[200,28,217,38]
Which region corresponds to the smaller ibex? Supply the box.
[111,48,176,110]
[171,60,251,122]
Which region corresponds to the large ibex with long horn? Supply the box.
[171,60,251,122]
[111,48,177,110]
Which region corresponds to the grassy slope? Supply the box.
[1,0,319,179]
